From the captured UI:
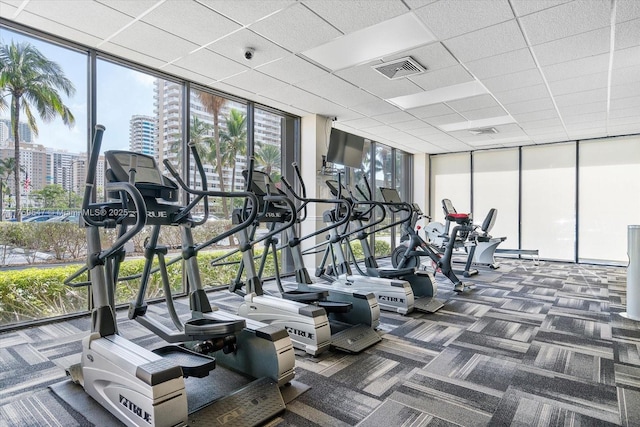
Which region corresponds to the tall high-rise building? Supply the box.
[129,115,156,156]
[0,118,33,147]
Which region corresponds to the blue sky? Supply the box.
[1,27,154,154]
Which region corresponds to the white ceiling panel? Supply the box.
[462,106,509,121]
[609,107,640,119]
[413,0,514,40]
[349,100,399,116]
[493,84,549,105]
[504,97,555,115]
[614,46,640,68]
[424,113,467,126]
[110,21,199,62]
[172,48,248,81]
[207,29,289,67]
[447,94,500,112]
[220,70,289,95]
[0,1,19,15]
[141,1,240,46]
[339,117,383,130]
[5,11,104,47]
[371,111,416,125]
[466,48,537,79]
[543,54,610,82]
[610,82,640,99]
[161,64,215,86]
[95,1,160,17]
[364,124,403,137]
[616,0,640,23]
[408,103,456,119]
[558,102,606,116]
[610,96,640,109]
[616,18,640,50]
[334,62,423,99]
[445,20,527,62]
[548,72,608,96]
[392,120,436,131]
[554,88,608,107]
[20,0,133,39]
[482,68,544,93]
[510,0,573,17]
[562,112,607,124]
[520,118,564,130]
[204,0,296,26]
[519,0,611,46]
[295,74,379,107]
[301,0,409,33]
[249,3,342,53]
[256,54,328,84]
[511,109,559,122]
[100,41,168,69]
[612,65,640,85]
[408,65,474,91]
[405,126,442,138]
[532,27,610,66]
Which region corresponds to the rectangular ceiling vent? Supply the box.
[373,56,426,80]
[468,127,498,135]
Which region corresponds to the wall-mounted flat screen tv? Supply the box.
[326,128,365,169]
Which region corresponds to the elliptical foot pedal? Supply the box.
[153,345,216,378]
[282,290,328,303]
[413,297,444,313]
[331,324,381,353]
[189,377,285,427]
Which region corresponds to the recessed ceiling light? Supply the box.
[438,115,516,132]
[301,13,436,71]
[468,127,498,135]
[386,80,487,109]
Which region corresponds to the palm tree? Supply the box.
[0,41,75,221]
[197,91,229,218]
[254,143,281,182]
[219,109,247,193]
[0,157,16,221]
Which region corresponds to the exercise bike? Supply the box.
[64,125,291,426]
[379,187,472,293]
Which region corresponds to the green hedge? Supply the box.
[0,248,277,326]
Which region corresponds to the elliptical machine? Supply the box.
[326,177,443,313]
[380,187,472,293]
[247,163,382,353]
[64,126,290,426]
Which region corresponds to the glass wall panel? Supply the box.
[472,149,519,246]
[374,144,393,256]
[0,28,89,325]
[579,136,640,263]
[521,143,576,261]
[430,152,471,223]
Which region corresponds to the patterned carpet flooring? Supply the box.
[0,257,638,426]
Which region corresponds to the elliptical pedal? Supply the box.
[412,298,444,313]
[330,324,381,353]
[188,377,285,427]
[152,345,216,378]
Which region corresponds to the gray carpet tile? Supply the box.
[0,258,639,426]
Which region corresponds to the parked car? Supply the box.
[46,214,81,223]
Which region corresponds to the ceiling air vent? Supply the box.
[373,57,426,80]
[468,127,498,135]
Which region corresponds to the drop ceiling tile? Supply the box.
[504,97,555,115]
[372,111,416,124]
[384,43,458,72]
[141,1,240,46]
[614,46,640,68]
[220,70,289,95]
[482,68,544,93]
[424,113,466,126]
[542,54,609,82]
[607,124,640,135]
[339,117,382,131]
[511,109,559,122]
[616,18,640,50]
[408,103,456,119]
[405,126,442,138]
[554,88,607,107]
[392,120,436,131]
[172,48,248,81]
[261,84,340,116]
[8,11,104,47]
[408,65,474,91]
[548,72,608,95]
[95,0,159,17]
[612,65,640,85]
[609,107,640,119]
[302,0,409,33]
[256,54,328,84]
[252,94,310,117]
[0,1,18,16]
[110,21,199,62]
[207,29,289,67]
[447,94,500,112]
[249,3,342,53]
[20,0,133,39]
[462,106,508,121]
[295,74,378,107]
[611,82,640,99]
[205,0,296,26]
[413,0,514,40]
[350,100,399,116]
[210,81,256,101]
[519,0,610,46]
[365,124,403,137]
[161,64,215,86]
[334,62,423,99]
[524,125,566,136]
[616,0,640,23]
[565,121,607,132]
[445,20,527,62]
[532,27,610,66]
[610,96,640,109]
[510,0,573,17]
[100,41,167,69]
[562,112,607,124]
[493,84,549,105]
[558,101,606,116]
[466,48,536,79]
[607,116,640,126]
[521,118,564,130]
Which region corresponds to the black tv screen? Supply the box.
[327,128,365,169]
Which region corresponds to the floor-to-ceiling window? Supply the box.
[430,152,471,222]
